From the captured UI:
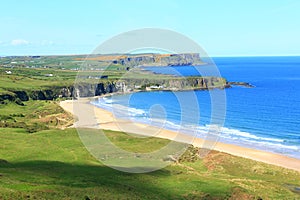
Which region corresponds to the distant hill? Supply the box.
[78,53,205,67]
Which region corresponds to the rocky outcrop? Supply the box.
[60,87,73,97]
[13,91,29,101]
[0,93,15,102]
[227,82,254,88]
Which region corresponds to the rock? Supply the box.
[14,91,29,101]
[60,87,72,97]
[0,93,15,102]
[227,81,254,88]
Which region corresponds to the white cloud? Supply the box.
[11,39,30,46]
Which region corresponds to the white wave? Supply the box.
[127,107,147,116]
[192,124,285,143]
[176,123,299,152]
[97,97,115,104]
[90,101,299,154]
[104,104,147,118]
[103,98,114,104]
[92,100,114,110]
[220,126,284,143]
[240,138,299,151]
[162,122,182,132]
[165,121,182,129]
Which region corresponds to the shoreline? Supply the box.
[60,98,300,172]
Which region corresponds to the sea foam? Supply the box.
[92,98,300,159]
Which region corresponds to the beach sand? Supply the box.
[60,99,300,172]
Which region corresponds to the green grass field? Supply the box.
[0,57,300,199]
[0,127,300,199]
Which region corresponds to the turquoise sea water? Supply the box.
[93,57,300,159]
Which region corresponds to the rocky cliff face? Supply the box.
[89,53,204,67]
[159,53,203,66]
[0,77,229,103]
[116,77,227,92]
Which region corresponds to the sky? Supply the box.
[0,0,300,56]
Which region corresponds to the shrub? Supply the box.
[26,122,49,133]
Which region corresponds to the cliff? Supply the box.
[0,77,229,103]
[0,76,255,104]
[84,53,204,67]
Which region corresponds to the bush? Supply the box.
[10,113,25,117]
[26,122,49,133]
[0,115,15,121]
[14,98,25,106]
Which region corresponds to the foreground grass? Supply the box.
[0,128,300,199]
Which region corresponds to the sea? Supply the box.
[92,56,300,159]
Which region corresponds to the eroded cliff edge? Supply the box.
[0,76,234,104]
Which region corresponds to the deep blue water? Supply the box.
[93,57,300,159]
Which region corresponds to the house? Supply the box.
[146,85,164,90]
[149,85,163,89]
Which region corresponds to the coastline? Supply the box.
[60,98,300,172]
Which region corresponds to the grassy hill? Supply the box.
[0,102,300,199]
[1,127,300,199]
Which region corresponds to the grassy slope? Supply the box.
[0,67,177,95]
[0,68,76,92]
[0,127,300,199]
[0,101,73,132]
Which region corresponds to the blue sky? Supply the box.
[0,0,299,56]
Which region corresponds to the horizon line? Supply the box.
[1,53,300,58]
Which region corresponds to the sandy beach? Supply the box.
[60,98,300,172]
